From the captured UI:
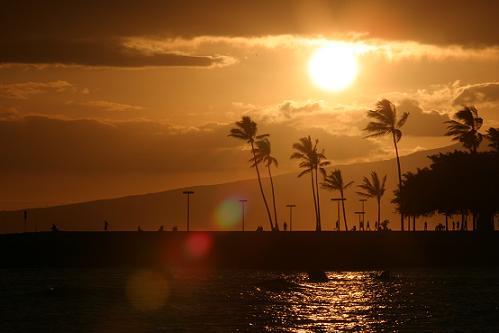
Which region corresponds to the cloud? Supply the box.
[0,114,386,176]
[0,106,18,120]
[1,2,498,68]
[78,100,145,112]
[453,82,499,106]
[383,81,499,119]
[397,99,450,137]
[235,99,371,137]
[1,1,499,47]
[126,35,499,62]
[235,96,455,139]
[0,81,73,99]
[0,39,235,68]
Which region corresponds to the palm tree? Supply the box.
[445,106,483,153]
[321,169,353,231]
[252,137,279,231]
[290,136,330,231]
[364,99,409,230]
[445,106,484,231]
[357,171,387,231]
[229,116,274,231]
[486,127,499,152]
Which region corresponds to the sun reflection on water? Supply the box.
[255,271,400,332]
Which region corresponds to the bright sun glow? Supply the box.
[308,44,359,92]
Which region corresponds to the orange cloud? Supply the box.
[0,81,73,99]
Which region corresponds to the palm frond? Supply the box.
[393,129,402,143]
[397,112,409,128]
[290,152,305,160]
[344,180,354,189]
[298,169,311,177]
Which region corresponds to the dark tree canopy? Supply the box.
[394,150,498,231]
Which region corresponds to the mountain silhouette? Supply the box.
[0,144,461,233]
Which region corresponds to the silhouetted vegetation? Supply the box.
[364,99,409,231]
[321,169,353,231]
[487,127,499,152]
[291,136,330,231]
[224,104,497,234]
[357,171,387,230]
[229,116,275,231]
[252,137,280,231]
[445,106,483,154]
[395,106,498,232]
[395,150,498,231]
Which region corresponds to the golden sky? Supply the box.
[1,1,498,209]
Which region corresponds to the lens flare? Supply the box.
[184,233,213,259]
[215,198,241,228]
[126,270,169,312]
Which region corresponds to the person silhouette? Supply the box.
[424,221,428,231]
[104,220,109,231]
[452,221,455,231]
[283,222,288,231]
[158,225,164,232]
[137,226,142,232]
[456,221,460,230]
[51,224,59,232]
[366,220,371,231]
[360,221,364,231]
[335,220,340,231]
[256,226,263,232]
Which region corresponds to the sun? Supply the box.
[308,44,359,92]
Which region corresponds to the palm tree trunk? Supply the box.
[310,171,319,231]
[340,189,348,231]
[267,165,279,231]
[251,142,274,231]
[392,133,404,231]
[377,196,381,230]
[314,167,322,231]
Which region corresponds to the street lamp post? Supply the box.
[286,204,296,231]
[182,191,194,232]
[360,199,367,230]
[239,199,247,231]
[331,198,346,231]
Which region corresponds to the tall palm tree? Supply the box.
[357,171,387,231]
[364,99,409,230]
[321,169,353,231]
[229,116,274,231]
[445,106,483,153]
[487,127,499,152]
[290,136,330,231]
[252,137,280,231]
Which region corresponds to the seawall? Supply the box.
[1,231,498,270]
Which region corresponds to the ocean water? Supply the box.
[1,268,498,332]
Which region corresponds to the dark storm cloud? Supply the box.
[1,0,498,67]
